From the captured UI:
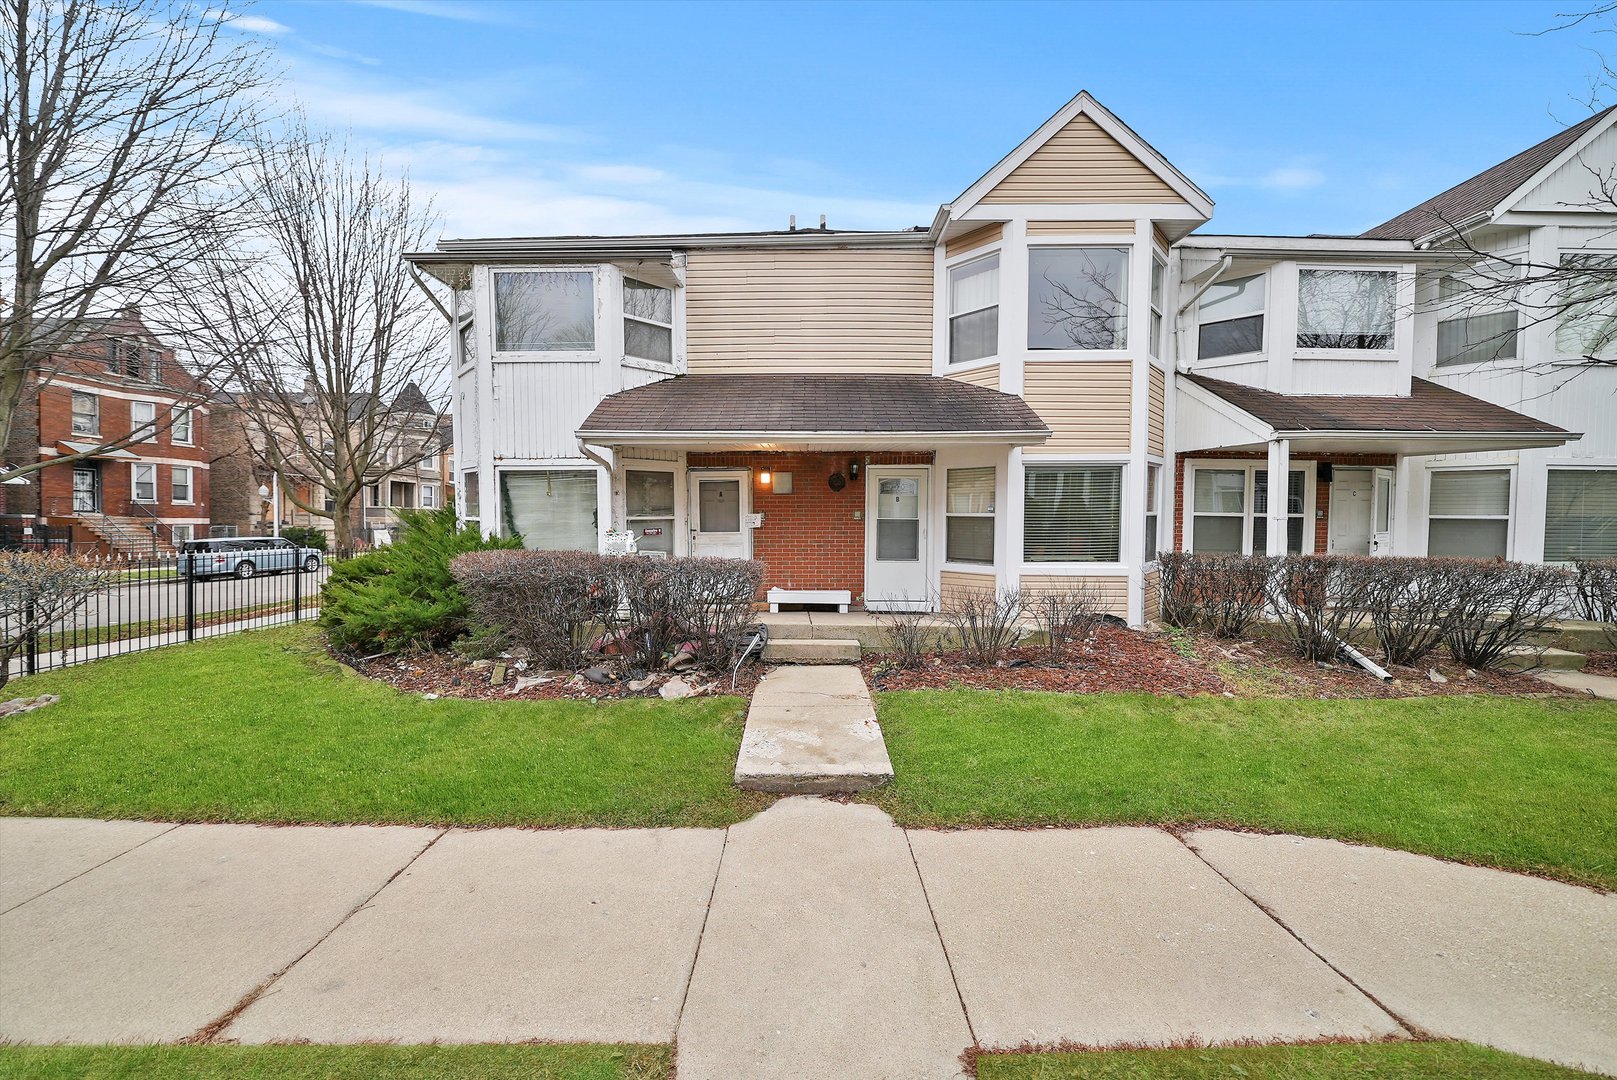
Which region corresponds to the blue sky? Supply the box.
[238,0,1608,241]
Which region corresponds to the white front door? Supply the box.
[688,470,750,558]
[1328,468,1373,555]
[1371,467,1395,555]
[865,467,931,612]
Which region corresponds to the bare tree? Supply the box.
[195,120,447,550]
[0,0,270,479]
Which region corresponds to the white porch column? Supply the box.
[1266,437,1291,556]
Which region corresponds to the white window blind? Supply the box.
[1198,274,1265,359]
[501,470,597,550]
[946,466,995,564]
[1023,464,1121,563]
[949,256,999,364]
[1436,275,1518,368]
[1545,469,1617,562]
[1428,469,1510,559]
[1297,269,1395,350]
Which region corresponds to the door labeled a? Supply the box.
[689,471,749,558]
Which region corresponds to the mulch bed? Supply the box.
[341,648,766,702]
[1585,651,1617,677]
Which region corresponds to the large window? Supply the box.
[1545,469,1617,562]
[1428,469,1510,559]
[1197,274,1265,360]
[1556,253,1617,360]
[493,271,595,352]
[131,400,157,442]
[501,469,597,550]
[1437,274,1519,367]
[625,468,676,555]
[948,255,999,364]
[71,391,99,435]
[1023,464,1122,563]
[945,467,995,564]
[1191,465,1306,554]
[132,463,157,504]
[1028,247,1129,350]
[1296,269,1396,350]
[623,277,674,365]
[1252,469,1306,555]
[171,465,192,504]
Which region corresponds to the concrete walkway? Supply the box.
[1536,668,1617,700]
[733,665,893,793]
[1,805,1614,1078]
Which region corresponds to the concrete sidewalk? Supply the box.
[1,804,1613,1077]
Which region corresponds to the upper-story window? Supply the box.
[421,450,438,471]
[1555,252,1617,360]
[1149,258,1165,359]
[71,391,99,435]
[1436,274,1519,367]
[948,255,999,364]
[1198,274,1265,359]
[108,339,157,381]
[1296,269,1395,350]
[171,406,194,445]
[493,270,595,352]
[623,277,674,365]
[131,400,157,442]
[1028,247,1128,350]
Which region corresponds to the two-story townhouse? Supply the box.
[1,310,211,556]
[407,93,1596,623]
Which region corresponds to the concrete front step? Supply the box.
[1497,646,1588,673]
[762,637,861,664]
[1526,619,1614,654]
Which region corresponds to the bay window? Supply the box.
[1296,269,1395,350]
[1197,274,1265,359]
[1545,469,1617,562]
[501,469,598,550]
[493,270,595,352]
[948,255,999,364]
[1028,247,1129,350]
[1436,274,1518,367]
[1023,464,1121,563]
[625,468,676,555]
[945,466,995,564]
[624,277,674,365]
[1428,469,1510,559]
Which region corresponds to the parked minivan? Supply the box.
[181,538,324,579]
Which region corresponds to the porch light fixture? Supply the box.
[758,469,772,487]
[848,460,859,479]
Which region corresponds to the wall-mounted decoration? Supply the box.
[827,472,846,492]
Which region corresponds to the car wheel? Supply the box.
[302,555,321,572]
[235,560,256,579]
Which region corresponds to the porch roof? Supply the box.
[577,374,1051,449]
[1178,373,1576,456]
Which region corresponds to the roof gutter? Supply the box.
[574,429,1051,447]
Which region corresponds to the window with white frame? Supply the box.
[1190,465,1306,554]
[1545,469,1617,562]
[171,524,194,544]
[493,270,595,352]
[421,484,436,508]
[1428,468,1510,559]
[131,400,157,441]
[1023,464,1122,563]
[626,468,676,555]
[1149,257,1165,359]
[623,277,674,365]
[1197,274,1265,359]
[501,469,597,550]
[1437,274,1519,367]
[1144,464,1160,563]
[949,255,999,364]
[945,467,995,564]
[71,391,99,435]
[1028,247,1129,350]
[1252,469,1306,555]
[171,465,192,504]
[1296,269,1396,350]
[171,406,193,444]
[462,471,480,522]
[132,463,157,503]
[1555,252,1617,360]
[420,450,437,471]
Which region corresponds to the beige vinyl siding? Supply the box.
[1143,569,1160,623]
[685,248,933,374]
[1153,225,1171,251]
[1026,220,1135,236]
[1020,573,1129,618]
[948,364,1000,391]
[945,223,1004,259]
[982,115,1182,205]
[940,570,997,605]
[1148,365,1165,456]
[1022,361,1132,453]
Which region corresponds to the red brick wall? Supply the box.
[1173,451,1396,554]
[685,450,932,605]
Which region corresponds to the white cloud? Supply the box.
[280,65,578,144]
[205,9,292,34]
[1259,166,1326,192]
[571,164,669,186]
[350,0,521,25]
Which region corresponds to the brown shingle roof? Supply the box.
[1183,374,1568,435]
[578,375,1050,437]
[1361,107,1615,241]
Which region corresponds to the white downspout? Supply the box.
[1172,253,1232,375]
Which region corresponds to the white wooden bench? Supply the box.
[767,587,851,613]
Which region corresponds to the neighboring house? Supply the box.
[406,93,1611,623]
[1,309,210,556]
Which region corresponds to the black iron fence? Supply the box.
[9,549,355,679]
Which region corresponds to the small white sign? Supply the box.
[745,513,763,529]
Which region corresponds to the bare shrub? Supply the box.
[0,552,115,689]
[660,557,764,668]
[1443,561,1573,670]
[1358,557,1469,667]
[1265,555,1373,662]
[1570,559,1617,624]
[1027,582,1104,661]
[1157,552,1272,638]
[450,549,606,669]
[940,586,1025,667]
[876,599,938,670]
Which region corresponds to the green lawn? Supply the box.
[868,689,1617,891]
[974,1041,1593,1078]
[0,625,764,828]
[0,1044,667,1080]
